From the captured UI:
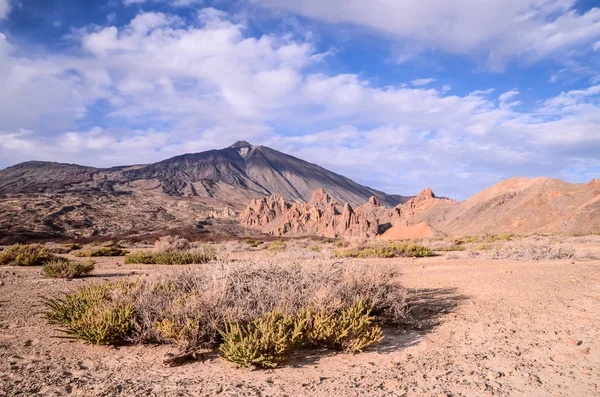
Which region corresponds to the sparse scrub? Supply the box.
[45,258,408,367]
[489,241,575,261]
[242,239,263,248]
[267,240,287,253]
[333,239,350,248]
[74,247,129,257]
[63,243,82,251]
[124,248,216,265]
[296,300,383,352]
[42,258,95,279]
[474,244,491,251]
[45,281,137,344]
[219,309,301,369]
[309,244,321,252]
[219,300,382,368]
[0,244,55,266]
[436,245,466,252]
[335,241,434,258]
[154,236,191,253]
[486,234,513,242]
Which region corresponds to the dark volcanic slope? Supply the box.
[0,141,404,207]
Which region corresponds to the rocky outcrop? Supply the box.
[239,189,430,239]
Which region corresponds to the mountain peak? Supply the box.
[229,140,253,149]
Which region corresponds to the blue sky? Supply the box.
[1,0,600,199]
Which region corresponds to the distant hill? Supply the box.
[0,141,409,241]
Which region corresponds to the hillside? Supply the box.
[0,141,407,241]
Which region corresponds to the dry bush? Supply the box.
[46,257,409,368]
[154,236,191,253]
[488,241,575,261]
[435,244,466,252]
[74,247,129,257]
[42,258,95,279]
[266,240,287,253]
[124,247,216,265]
[335,241,434,258]
[45,281,137,344]
[0,244,55,266]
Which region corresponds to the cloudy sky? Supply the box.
[1,0,599,199]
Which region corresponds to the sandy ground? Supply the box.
[1,253,599,396]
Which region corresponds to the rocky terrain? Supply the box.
[240,178,600,239]
[0,142,407,242]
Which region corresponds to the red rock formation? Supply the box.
[239,189,426,239]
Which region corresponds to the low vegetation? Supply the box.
[489,242,575,261]
[219,300,382,368]
[42,258,95,279]
[124,248,216,265]
[436,244,466,252]
[242,239,263,248]
[0,244,56,266]
[45,281,137,344]
[74,247,129,257]
[335,241,435,258]
[267,240,287,253]
[153,236,190,252]
[45,259,409,368]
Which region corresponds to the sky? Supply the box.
[1,0,599,200]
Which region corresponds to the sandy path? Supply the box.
[1,256,599,396]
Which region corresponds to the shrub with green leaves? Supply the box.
[335,242,434,258]
[42,258,95,279]
[242,239,263,248]
[219,301,383,368]
[219,309,302,369]
[74,247,129,257]
[333,239,350,248]
[62,243,82,251]
[45,281,136,345]
[124,248,216,265]
[267,240,287,253]
[436,245,466,252]
[0,244,55,266]
[297,300,383,352]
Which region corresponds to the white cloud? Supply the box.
[411,78,436,86]
[0,0,11,20]
[258,0,600,69]
[123,0,205,6]
[442,85,452,92]
[1,9,600,199]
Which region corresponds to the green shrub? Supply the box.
[45,282,136,345]
[436,245,466,252]
[62,243,82,251]
[309,244,321,252]
[486,234,512,242]
[333,239,350,248]
[124,249,216,265]
[267,240,286,253]
[74,247,129,257]
[219,301,383,368]
[335,242,434,258]
[0,244,55,266]
[297,300,383,352]
[474,243,491,251]
[219,309,303,369]
[42,258,95,279]
[242,239,263,248]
